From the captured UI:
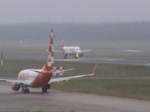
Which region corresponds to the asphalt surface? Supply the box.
[5,54,150,66]
[0,83,150,112]
[55,57,150,66]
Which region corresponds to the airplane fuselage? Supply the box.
[62,46,83,58]
[18,69,51,88]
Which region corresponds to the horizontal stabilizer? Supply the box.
[32,70,51,75]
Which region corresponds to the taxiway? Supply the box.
[0,83,150,112]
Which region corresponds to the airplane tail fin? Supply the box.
[42,29,54,72]
[61,37,64,50]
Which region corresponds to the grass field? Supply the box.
[1,59,150,100]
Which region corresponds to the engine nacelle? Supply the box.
[11,82,20,91]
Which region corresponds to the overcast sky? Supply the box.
[0,0,150,24]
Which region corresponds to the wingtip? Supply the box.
[92,65,97,76]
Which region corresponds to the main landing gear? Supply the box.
[42,86,47,93]
[22,86,30,94]
[21,84,51,94]
[42,84,51,93]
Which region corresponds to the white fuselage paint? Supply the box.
[62,46,82,55]
[18,69,38,82]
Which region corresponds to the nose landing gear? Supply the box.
[75,54,79,59]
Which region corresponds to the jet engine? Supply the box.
[11,82,20,91]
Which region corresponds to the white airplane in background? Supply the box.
[55,39,92,59]
[0,29,96,94]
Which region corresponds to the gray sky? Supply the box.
[0,0,150,24]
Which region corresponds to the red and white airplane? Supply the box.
[0,29,96,94]
[55,39,92,59]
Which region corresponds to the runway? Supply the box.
[0,83,150,112]
[55,57,150,66]
[5,54,150,66]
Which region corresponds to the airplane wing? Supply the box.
[82,49,92,53]
[49,65,96,83]
[72,77,150,80]
[0,79,32,86]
